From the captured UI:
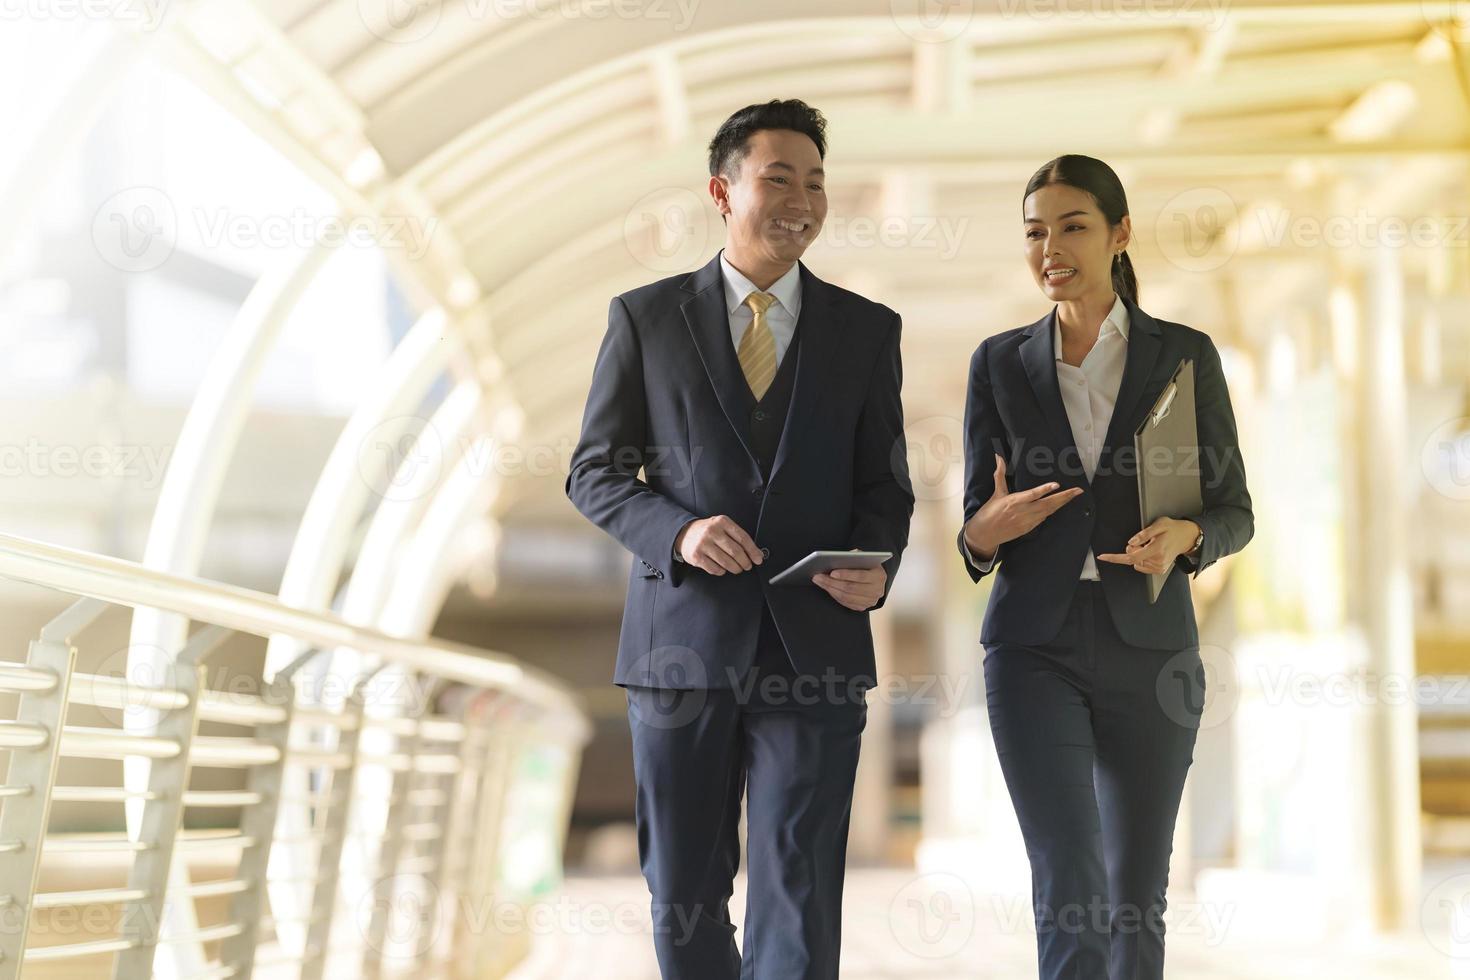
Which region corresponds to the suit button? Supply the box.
[760,547,771,559]
[754,410,768,422]
[752,486,763,496]
[1084,508,1093,517]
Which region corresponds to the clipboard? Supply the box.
[1132,358,1203,604]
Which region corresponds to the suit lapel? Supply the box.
[681,255,760,468]
[1101,297,1163,457]
[769,263,837,483]
[1020,307,1079,469]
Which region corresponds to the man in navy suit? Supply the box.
[566,99,913,979]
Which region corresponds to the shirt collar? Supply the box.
[720,249,802,317]
[1054,292,1130,361]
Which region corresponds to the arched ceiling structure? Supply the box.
[158,0,1470,522]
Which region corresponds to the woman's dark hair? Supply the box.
[1023,154,1138,305]
[707,99,828,178]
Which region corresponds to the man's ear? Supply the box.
[708,173,731,218]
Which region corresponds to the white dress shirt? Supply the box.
[720,249,800,369]
[965,294,1132,581]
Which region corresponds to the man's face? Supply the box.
[710,128,827,266]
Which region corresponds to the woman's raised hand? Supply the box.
[963,453,1084,560]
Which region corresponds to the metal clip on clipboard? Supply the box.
[1149,381,1178,427]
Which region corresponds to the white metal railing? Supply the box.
[0,530,591,979]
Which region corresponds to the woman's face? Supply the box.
[1022,182,1130,302]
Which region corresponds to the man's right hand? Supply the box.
[963,453,1084,560]
[675,516,764,575]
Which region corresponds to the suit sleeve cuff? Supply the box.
[962,536,999,574]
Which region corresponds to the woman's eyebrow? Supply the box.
[1024,210,1090,223]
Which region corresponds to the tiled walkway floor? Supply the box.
[507,867,1463,979]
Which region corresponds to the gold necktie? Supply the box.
[738,291,778,400]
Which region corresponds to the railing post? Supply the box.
[463,698,518,980]
[417,709,477,973]
[296,673,370,980]
[217,649,308,977]
[360,675,430,980]
[0,597,107,980]
[112,624,231,980]
[418,686,487,978]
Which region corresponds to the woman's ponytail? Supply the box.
[1112,250,1138,306]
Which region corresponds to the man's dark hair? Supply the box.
[707,99,828,178]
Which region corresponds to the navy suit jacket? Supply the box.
[567,253,914,688]
[959,297,1253,650]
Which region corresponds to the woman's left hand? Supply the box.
[1096,517,1199,575]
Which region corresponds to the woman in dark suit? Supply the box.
[957,155,1254,980]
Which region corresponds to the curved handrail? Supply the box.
[0,530,590,741]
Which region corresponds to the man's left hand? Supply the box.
[1096,518,1199,575]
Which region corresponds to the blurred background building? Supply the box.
[0,0,1468,977]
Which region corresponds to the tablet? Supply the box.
[768,550,893,586]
